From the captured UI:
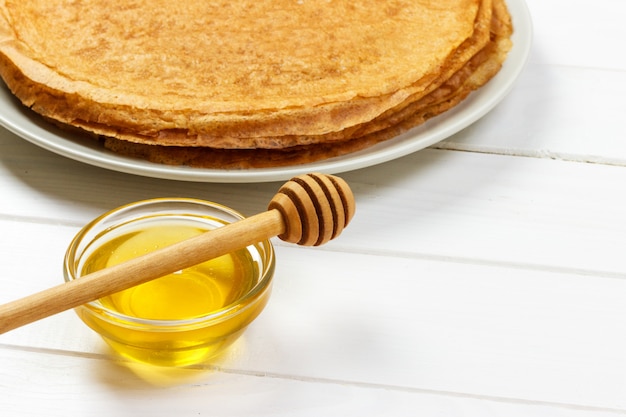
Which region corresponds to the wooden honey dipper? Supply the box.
[0,173,355,334]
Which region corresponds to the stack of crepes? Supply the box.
[0,0,513,169]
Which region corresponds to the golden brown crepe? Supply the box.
[0,0,512,168]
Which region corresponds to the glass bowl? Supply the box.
[63,198,275,367]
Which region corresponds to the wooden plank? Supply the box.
[523,0,626,70]
[0,130,278,223]
[339,149,626,275]
[3,220,626,410]
[436,0,626,162]
[226,246,626,410]
[437,65,626,164]
[3,348,624,417]
[3,137,626,276]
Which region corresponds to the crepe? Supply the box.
[0,0,512,168]
[104,14,513,169]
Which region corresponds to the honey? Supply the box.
[65,199,275,367]
[81,223,257,321]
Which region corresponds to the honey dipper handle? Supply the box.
[0,173,355,334]
[0,209,285,335]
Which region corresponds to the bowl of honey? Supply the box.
[63,198,275,367]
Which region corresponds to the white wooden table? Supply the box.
[2,1,626,415]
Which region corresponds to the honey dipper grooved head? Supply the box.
[268,173,355,246]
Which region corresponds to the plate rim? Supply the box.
[0,0,532,183]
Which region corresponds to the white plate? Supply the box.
[0,0,532,183]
